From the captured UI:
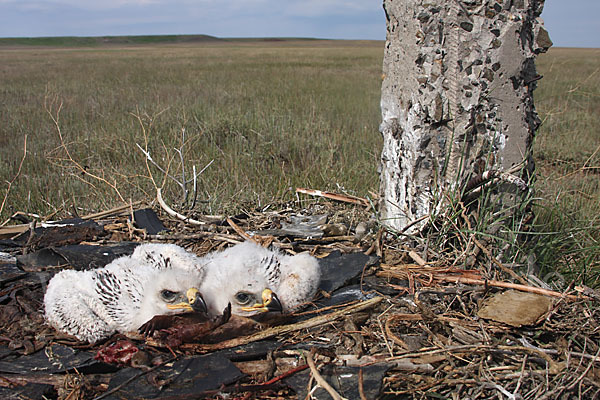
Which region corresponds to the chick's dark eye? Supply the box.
[234,292,252,305]
[160,289,177,301]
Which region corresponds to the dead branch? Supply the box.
[434,275,587,301]
[386,343,563,374]
[0,202,143,239]
[472,237,528,285]
[296,187,370,207]
[134,112,213,209]
[377,264,589,301]
[183,296,383,352]
[226,217,260,244]
[306,348,347,400]
[156,188,207,226]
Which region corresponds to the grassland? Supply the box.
[0,39,598,283]
[0,39,383,217]
[532,48,600,283]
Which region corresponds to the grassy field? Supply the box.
[532,48,600,283]
[0,39,383,217]
[0,39,598,283]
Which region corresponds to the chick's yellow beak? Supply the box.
[241,288,283,313]
[166,288,207,313]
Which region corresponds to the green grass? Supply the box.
[0,39,598,285]
[531,48,600,284]
[0,38,383,217]
[0,35,221,47]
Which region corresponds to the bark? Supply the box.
[379,0,552,232]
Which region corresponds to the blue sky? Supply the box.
[0,0,597,48]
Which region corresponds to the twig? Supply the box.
[472,237,528,285]
[398,214,430,234]
[408,250,427,266]
[358,368,367,400]
[227,217,259,244]
[0,202,144,239]
[565,347,600,391]
[434,275,586,301]
[156,188,207,225]
[296,187,369,207]
[387,344,563,374]
[306,348,347,400]
[136,143,179,185]
[81,201,144,220]
[0,135,27,217]
[136,138,213,209]
[183,297,383,352]
[259,364,309,386]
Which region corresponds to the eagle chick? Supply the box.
[199,241,321,316]
[44,243,207,343]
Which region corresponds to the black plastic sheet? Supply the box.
[16,242,139,272]
[286,363,390,399]
[104,353,244,399]
[0,344,97,374]
[133,208,167,235]
[318,250,379,293]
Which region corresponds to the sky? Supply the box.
[0,0,598,48]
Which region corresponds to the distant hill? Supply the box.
[0,34,223,47]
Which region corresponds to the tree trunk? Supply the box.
[379,0,552,232]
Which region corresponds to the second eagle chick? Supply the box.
[199,241,321,317]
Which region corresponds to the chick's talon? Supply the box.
[138,315,176,337]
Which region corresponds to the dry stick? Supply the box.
[565,347,600,391]
[226,217,260,244]
[156,188,206,226]
[472,237,528,286]
[306,348,347,400]
[184,297,383,352]
[408,250,427,266]
[0,135,27,219]
[513,354,528,397]
[358,368,367,400]
[82,202,144,220]
[296,187,369,207]
[435,275,586,301]
[148,232,242,245]
[386,344,562,374]
[0,202,144,239]
[397,214,430,234]
[259,364,309,386]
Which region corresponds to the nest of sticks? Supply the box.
[0,193,598,399]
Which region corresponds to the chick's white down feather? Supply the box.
[44,243,205,343]
[199,241,321,316]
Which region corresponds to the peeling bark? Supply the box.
[379,0,551,232]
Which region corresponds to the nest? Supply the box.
[0,198,598,399]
